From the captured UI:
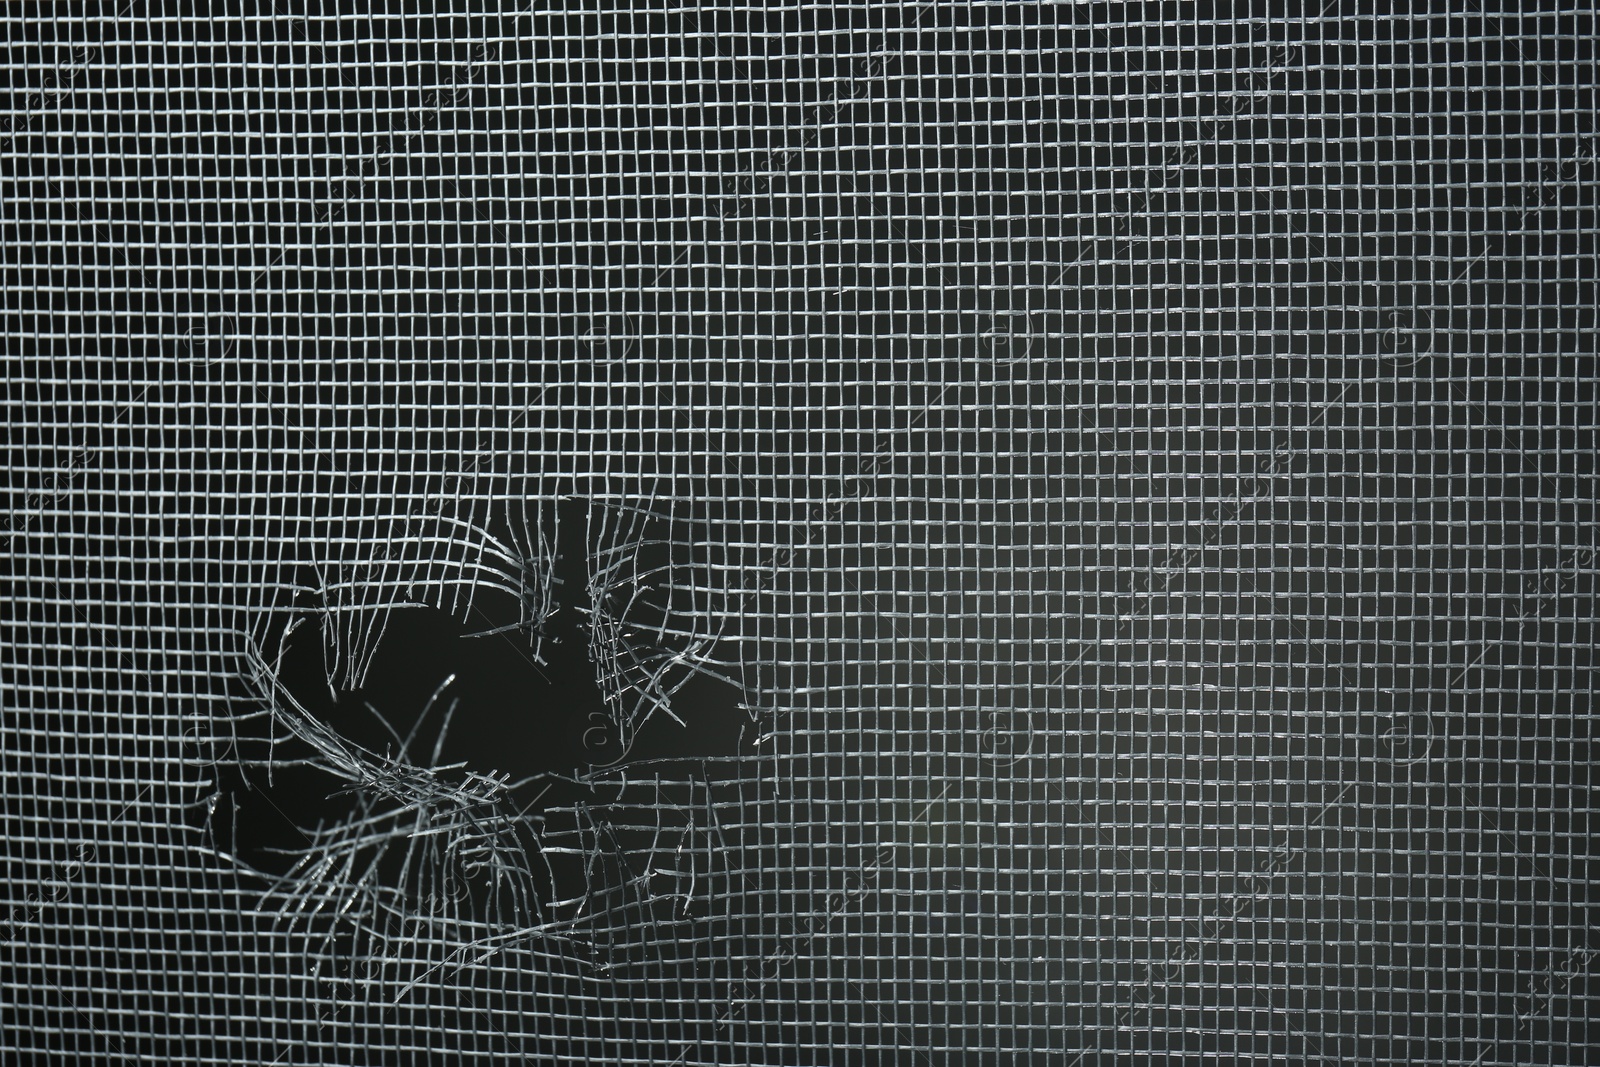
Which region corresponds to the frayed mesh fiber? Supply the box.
[3,3,1597,1064]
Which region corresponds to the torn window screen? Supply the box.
[2,4,1598,1065]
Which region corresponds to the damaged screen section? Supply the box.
[2,4,1598,1064]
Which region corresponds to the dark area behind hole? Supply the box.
[215,498,748,910]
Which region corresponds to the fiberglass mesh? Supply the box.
[2,3,1597,1064]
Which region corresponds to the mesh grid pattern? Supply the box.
[3,3,1597,1063]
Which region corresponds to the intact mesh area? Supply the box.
[2,4,1596,1064]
